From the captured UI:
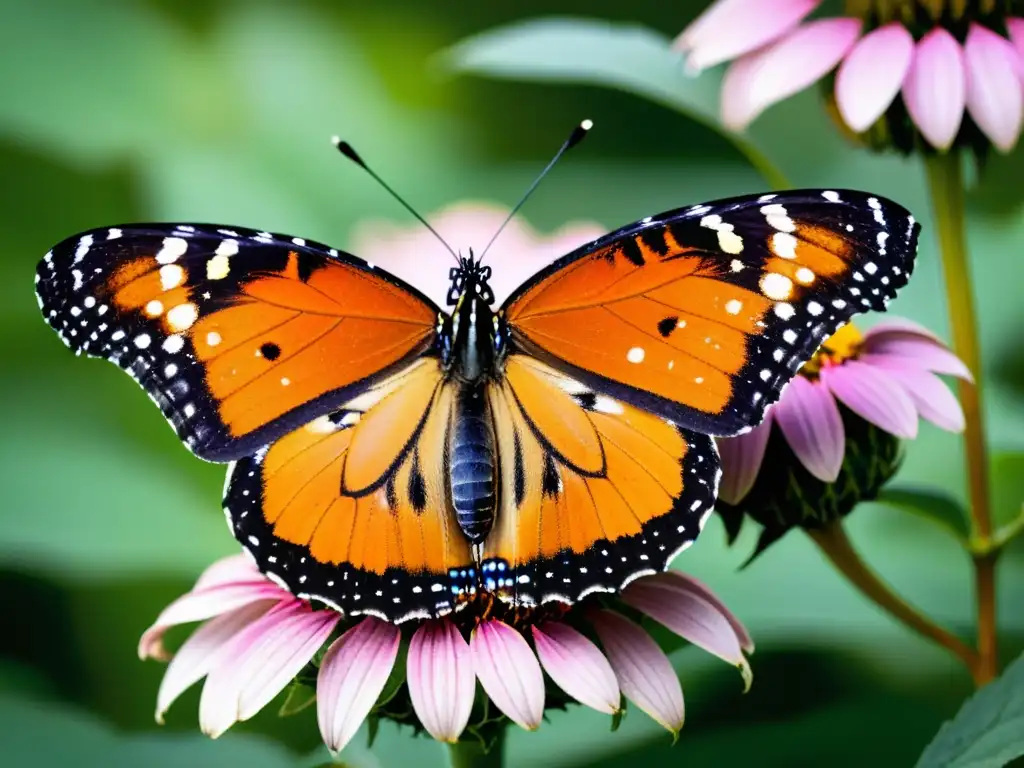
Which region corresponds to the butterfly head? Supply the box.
[446,251,495,307]
[443,251,504,381]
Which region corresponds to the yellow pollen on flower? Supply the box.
[799,322,863,378]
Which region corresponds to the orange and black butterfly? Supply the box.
[35,136,918,623]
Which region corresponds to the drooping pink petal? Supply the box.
[902,28,966,151]
[715,412,772,505]
[835,23,915,132]
[674,0,821,71]
[964,24,1024,152]
[654,571,755,653]
[155,601,273,723]
[721,18,863,130]
[821,361,918,438]
[407,619,475,743]
[622,575,752,691]
[772,376,845,482]
[318,617,401,755]
[532,622,620,715]
[139,581,290,661]
[199,602,339,738]
[470,620,545,730]
[859,335,973,382]
[859,358,965,432]
[590,610,685,734]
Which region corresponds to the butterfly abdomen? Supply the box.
[449,383,497,544]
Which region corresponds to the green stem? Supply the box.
[448,730,506,768]
[924,152,998,686]
[809,522,978,673]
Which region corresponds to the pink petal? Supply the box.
[532,622,621,715]
[964,24,1024,152]
[591,610,685,734]
[862,317,945,346]
[835,23,915,132]
[859,335,973,382]
[622,574,752,691]
[821,361,918,439]
[155,601,272,723]
[199,602,339,738]
[715,413,772,505]
[721,18,863,130]
[470,620,545,730]
[859,358,965,433]
[349,202,605,307]
[193,553,262,590]
[407,619,475,743]
[1006,18,1024,73]
[657,571,755,654]
[772,376,845,482]
[318,617,401,755]
[902,28,966,151]
[139,581,290,662]
[674,0,821,71]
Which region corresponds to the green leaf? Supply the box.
[916,653,1024,768]
[876,486,972,543]
[366,714,381,750]
[610,699,626,732]
[278,681,317,717]
[991,451,1024,532]
[0,376,232,581]
[439,17,789,189]
[0,693,297,768]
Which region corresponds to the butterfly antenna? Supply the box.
[478,119,593,264]
[332,136,461,265]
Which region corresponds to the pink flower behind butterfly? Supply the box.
[349,201,607,307]
[676,0,1024,152]
[141,554,753,752]
[717,319,971,505]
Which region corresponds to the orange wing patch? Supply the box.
[226,358,473,621]
[502,190,919,436]
[481,356,716,607]
[38,226,441,461]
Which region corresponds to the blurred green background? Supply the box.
[1,0,1022,766]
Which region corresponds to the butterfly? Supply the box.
[35,154,918,623]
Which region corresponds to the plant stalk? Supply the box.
[808,522,978,673]
[924,152,998,685]
[448,731,506,768]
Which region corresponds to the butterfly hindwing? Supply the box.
[225,358,474,621]
[502,189,919,437]
[482,355,718,606]
[36,225,440,462]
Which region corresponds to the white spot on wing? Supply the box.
[162,334,184,353]
[156,237,189,265]
[772,231,797,259]
[159,264,185,290]
[760,273,794,300]
[167,303,199,332]
[626,346,645,363]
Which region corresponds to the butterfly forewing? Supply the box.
[502,189,919,437]
[36,225,440,461]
